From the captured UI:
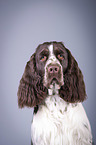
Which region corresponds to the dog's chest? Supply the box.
[31,95,91,145]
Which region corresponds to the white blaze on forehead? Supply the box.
[48,44,53,55]
[48,44,57,62]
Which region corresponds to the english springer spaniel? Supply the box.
[18,41,93,145]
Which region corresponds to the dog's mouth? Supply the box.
[46,77,63,89]
[51,78,59,85]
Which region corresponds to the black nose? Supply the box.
[48,65,59,74]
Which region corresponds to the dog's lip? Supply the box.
[51,78,59,84]
[44,76,64,89]
[46,77,61,88]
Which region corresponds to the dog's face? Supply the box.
[17,41,86,108]
[35,43,68,90]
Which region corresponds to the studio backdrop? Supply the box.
[0,0,96,145]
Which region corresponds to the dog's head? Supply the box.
[17,41,86,108]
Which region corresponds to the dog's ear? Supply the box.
[59,48,86,103]
[17,53,47,108]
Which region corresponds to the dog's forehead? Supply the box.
[36,42,66,54]
[36,43,49,54]
[53,43,67,54]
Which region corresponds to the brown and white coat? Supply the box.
[18,41,93,145]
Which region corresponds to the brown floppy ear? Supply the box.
[59,48,87,103]
[17,53,47,108]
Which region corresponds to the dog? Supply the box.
[17,41,93,145]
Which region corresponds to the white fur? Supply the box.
[31,94,92,145]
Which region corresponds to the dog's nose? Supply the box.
[48,65,59,74]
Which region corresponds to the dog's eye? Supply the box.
[40,56,47,61]
[57,54,64,60]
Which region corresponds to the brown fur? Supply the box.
[59,48,86,103]
[17,54,47,108]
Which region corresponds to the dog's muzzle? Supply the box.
[46,63,63,88]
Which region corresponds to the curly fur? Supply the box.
[59,48,86,103]
[17,54,47,108]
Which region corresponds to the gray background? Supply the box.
[0,0,96,145]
